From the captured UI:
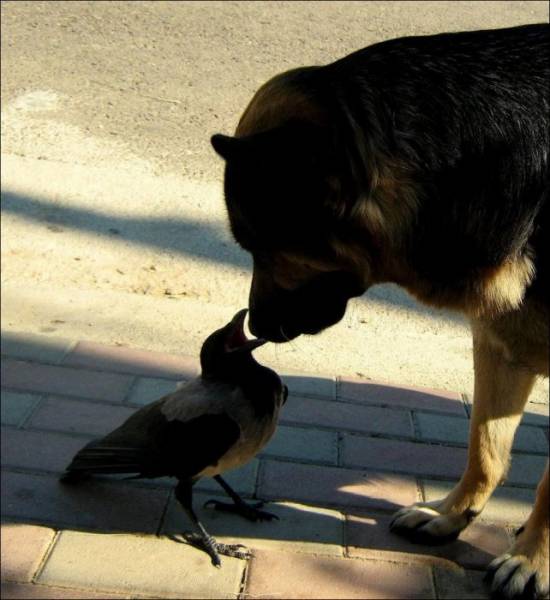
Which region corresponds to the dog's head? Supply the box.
[211,121,372,342]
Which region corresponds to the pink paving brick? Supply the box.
[258,459,419,511]
[27,396,135,437]
[345,512,511,570]
[1,427,92,474]
[0,582,128,599]
[63,341,199,379]
[245,549,435,599]
[1,524,56,582]
[281,395,413,437]
[338,377,466,415]
[1,360,133,403]
[342,434,467,479]
[1,470,169,534]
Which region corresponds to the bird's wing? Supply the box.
[63,407,241,480]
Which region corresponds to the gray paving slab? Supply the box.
[261,424,338,465]
[27,396,135,437]
[416,412,548,454]
[281,395,414,437]
[282,372,336,399]
[1,332,74,365]
[1,470,169,534]
[126,376,181,406]
[1,359,133,403]
[1,391,41,427]
[1,427,91,474]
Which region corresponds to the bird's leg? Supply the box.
[203,475,278,522]
[174,480,250,567]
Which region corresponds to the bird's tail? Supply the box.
[60,438,145,484]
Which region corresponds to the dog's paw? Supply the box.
[485,532,549,600]
[389,502,471,544]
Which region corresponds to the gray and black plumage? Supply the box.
[60,309,288,566]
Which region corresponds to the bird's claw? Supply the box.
[181,532,251,566]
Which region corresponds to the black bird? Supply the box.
[60,309,288,566]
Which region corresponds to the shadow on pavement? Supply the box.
[1,188,466,323]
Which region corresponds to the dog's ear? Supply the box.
[211,134,249,160]
[212,123,327,164]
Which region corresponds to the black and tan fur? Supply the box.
[211,24,549,599]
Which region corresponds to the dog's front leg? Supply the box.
[391,319,536,542]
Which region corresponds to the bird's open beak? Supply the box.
[225,308,267,353]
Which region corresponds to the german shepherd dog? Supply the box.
[211,24,549,599]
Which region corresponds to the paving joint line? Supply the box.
[7,404,547,457]
[418,478,428,503]
[121,375,140,405]
[253,460,265,500]
[31,527,62,584]
[237,558,251,600]
[16,393,45,429]
[156,489,174,538]
[429,564,439,600]
[333,395,470,418]
[2,392,133,406]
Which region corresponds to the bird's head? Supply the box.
[200,309,267,380]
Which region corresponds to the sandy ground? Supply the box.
[1,1,548,401]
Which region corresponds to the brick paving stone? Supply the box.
[1,427,91,474]
[508,453,548,488]
[0,582,129,599]
[415,413,548,454]
[339,377,466,415]
[37,530,245,599]
[281,395,413,437]
[422,480,534,525]
[1,471,169,534]
[282,372,336,399]
[244,549,435,599]
[1,332,74,365]
[196,459,259,496]
[346,512,510,570]
[1,391,41,427]
[521,402,549,428]
[1,360,133,403]
[27,396,135,437]
[342,434,468,480]
[126,377,180,406]
[258,459,419,511]
[63,341,199,379]
[0,524,56,582]
[261,425,338,464]
[433,566,490,599]
[162,492,344,556]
